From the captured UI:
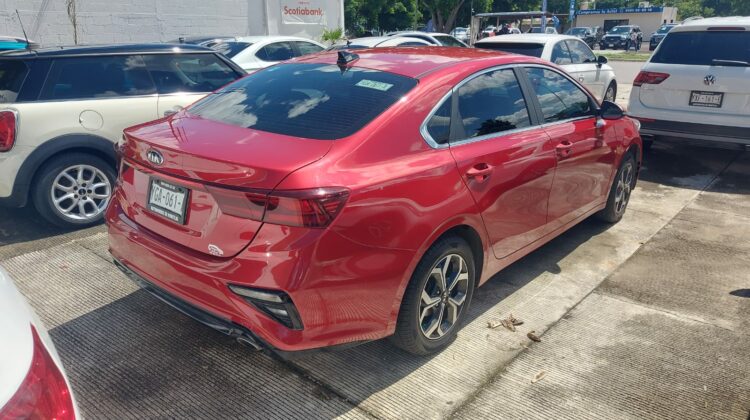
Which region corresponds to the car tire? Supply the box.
[596,152,636,224]
[604,81,617,102]
[391,235,476,355]
[32,153,116,229]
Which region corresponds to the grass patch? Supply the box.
[599,52,652,62]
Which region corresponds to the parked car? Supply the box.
[170,35,234,48]
[566,26,597,49]
[107,47,641,356]
[386,31,467,47]
[210,36,325,72]
[600,25,642,50]
[0,36,39,51]
[481,26,497,38]
[628,17,750,150]
[0,266,79,419]
[649,23,678,51]
[529,27,558,34]
[329,36,432,50]
[450,27,470,43]
[0,44,245,227]
[476,34,617,102]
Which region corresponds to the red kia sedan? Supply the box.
[107,47,641,356]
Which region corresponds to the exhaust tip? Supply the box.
[236,336,262,351]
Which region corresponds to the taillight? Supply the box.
[633,71,670,87]
[209,186,349,228]
[0,326,76,420]
[0,110,17,152]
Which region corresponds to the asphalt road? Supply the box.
[1,144,748,419]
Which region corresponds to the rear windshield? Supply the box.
[0,60,28,103]
[651,31,750,65]
[188,63,418,140]
[212,42,253,58]
[477,43,544,58]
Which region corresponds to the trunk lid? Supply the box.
[118,114,332,256]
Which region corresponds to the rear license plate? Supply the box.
[689,91,723,108]
[147,178,189,224]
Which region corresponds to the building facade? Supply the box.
[0,0,344,46]
[576,6,678,41]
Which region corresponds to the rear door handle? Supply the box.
[466,163,493,182]
[556,140,573,159]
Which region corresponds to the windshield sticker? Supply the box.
[356,79,394,92]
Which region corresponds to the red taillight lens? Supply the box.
[0,326,76,420]
[0,110,17,152]
[633,71,670,87]
[210,187,349,228]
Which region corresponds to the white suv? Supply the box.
[0,44,244,227]
[627,17,750,150]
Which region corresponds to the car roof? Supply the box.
[231,35,321,44]
[673,16,750,32]
[476,34,577,45]
[0,42,213,58]
[293,46,546,78]
[340,36,429,47]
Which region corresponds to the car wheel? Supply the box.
[391,235,476,355]
[596,152,636,223]
[32,153,115,228]
[604,82,617,102]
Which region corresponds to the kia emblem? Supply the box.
[147,149,164,165]
[703,74,716,86]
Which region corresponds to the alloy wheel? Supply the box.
[419,254,470,340]
[614,161,634,215]
[50,164,112,222]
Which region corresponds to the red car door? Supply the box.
[523,67,617,230]
[444,68,557,259]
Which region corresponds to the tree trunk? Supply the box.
[444,0,466,33]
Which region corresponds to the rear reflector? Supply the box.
[228,284,303,329]
[633,71,670,87]
[0,110,17,152]
[210,186,349,228]
[0,326,76,420]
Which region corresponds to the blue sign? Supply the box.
[569,0,576,23]
[577,6,664,15]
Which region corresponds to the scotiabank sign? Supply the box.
[282,0,327,25]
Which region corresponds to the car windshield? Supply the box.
[0,60,28,103]
[477,42,544,58]
[651,31,750,65]
[608,26,631,34]
[434,35,465,47]
[567,28,589,35]
[188,63,418,140]
[211,42,253,58]
[656,25,674,34]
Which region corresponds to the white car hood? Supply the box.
[0,267,34,408]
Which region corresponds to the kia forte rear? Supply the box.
[108,48,641,355]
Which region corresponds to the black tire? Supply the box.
[604,81,617,103]
[596,152,637,223]
[32,153,116,228]
[391,235,476,355]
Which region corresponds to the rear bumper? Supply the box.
[106,197,411,353]
[637,118,750,149]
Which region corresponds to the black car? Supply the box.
[600,25,642,50]
[649,24,678,51]
[566,27,597,49]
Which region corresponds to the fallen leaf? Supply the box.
[500,318,516,332]
[531,370,546,383]
[527,331,541,342]
[487,320,502,329]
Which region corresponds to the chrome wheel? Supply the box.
[614,160,634,215]
[604,84,616,102]
[419,254,470,340]
[50,164,111,222]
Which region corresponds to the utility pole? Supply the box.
[542,0,548,31]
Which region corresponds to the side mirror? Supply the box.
[596,55,608,67]
[600,100,624,120]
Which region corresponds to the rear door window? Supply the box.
[551,41,572,65]
[455,69,531,139]
[565,40,596,64]
[0,60,29,103]
[293,41,324,56]
[524,67,594,123]
[143,53,240,94]
[40,55,154,100]
[188,63,417,140]
[425,94,452,145]
[477,42,544,58]
[651,31,750,65]
[212,42,253,58]
[256,42,295,61]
